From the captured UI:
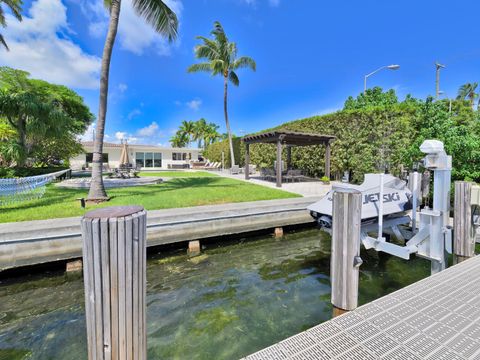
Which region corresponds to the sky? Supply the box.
[0,0,479,147]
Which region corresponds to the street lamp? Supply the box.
[364,64,400,95]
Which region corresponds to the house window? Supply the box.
[145,152,153,167]
[136,152,162,168]
[153,153,162,167]
[86,153,108,163]
[173,152,188,161]
[136,152,144,168]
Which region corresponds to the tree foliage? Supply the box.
[188,21,256,166]
[170,118,221,149]
[205,88,480,183]
[0,0,23,50]
[0,67,94,167]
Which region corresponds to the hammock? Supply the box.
[0,169,69,206]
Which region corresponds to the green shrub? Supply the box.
[204,88,480,183]
[0,166,69,178]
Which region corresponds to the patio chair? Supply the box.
[230,165,240,175]
[265,168,276,182]
[283,169,296,183]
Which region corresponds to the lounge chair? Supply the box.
[230,165,240,175]
[284,169,303,182]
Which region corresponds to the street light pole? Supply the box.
[435,62,446,99]
[364,64,400,95]
[438,91,452,114]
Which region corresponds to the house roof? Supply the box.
[80,141,201,151]
[241,130,335,146]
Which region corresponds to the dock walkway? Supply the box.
[245,255,480,359]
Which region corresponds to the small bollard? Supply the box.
[453,181,475,264]
[81,206,147,360]
[330,189,362,315]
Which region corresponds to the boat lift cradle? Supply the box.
[308,140,478,274]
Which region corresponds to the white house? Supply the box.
[70,142,203,170]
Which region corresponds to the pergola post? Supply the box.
[245,143,250,180]
[325,141,331,179]
[276,139,282,187]
[286,146,292,170]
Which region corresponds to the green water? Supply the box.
[0,228,431,360]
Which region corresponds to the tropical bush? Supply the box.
[0,67,94,168]
[204,88,480,183]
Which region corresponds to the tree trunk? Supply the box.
[87,0,121,201]
[16,116,27,167]
[224,75,235,167]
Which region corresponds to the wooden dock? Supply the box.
[244,255,480,359]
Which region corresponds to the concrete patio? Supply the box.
[217,170,333,197]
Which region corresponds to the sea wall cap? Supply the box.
[84,205,144,219]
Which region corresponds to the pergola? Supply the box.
[241,130,336,187]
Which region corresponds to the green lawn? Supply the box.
[137,171,217,177]
[0,177,299,223]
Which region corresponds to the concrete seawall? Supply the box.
[0,197,319,270]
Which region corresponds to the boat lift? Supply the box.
[308,140,480,274]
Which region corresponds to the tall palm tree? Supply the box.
[88,0,178,201]
[170,131,188,148]
[457,82,478,110]
[187,21,256,167]
[178,120,195,147]
[0,0,22,50]
[193,118,208,148]
[203,122,220,148]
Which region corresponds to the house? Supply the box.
[70,142,202,170]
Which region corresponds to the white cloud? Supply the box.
[186,99,202,111]
[242,0,279,6]
[0,0,101,89]
[127,109,142,120]
[80,123,96,141]
[118,83,128,93]
[82,0,183,56]
[115,131,127,140]
[137,121,159,137]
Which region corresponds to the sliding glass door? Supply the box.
[135,152,162,168]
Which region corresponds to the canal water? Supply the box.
[0,228,430,360]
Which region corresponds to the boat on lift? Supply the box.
[308,173,413,228]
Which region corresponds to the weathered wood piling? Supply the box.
[331,189,362,315]
[453,181,475,263]
[81,206,147,360]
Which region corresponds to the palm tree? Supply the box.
[88,0,178,201]
[456,82,478,110]
[203,122,220,148]
[178,120,195,147]
[193,118,208,148]
[187,21,256,167]
[170,131,189,148]
[0,0,22,50]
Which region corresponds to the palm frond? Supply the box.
[132,0,178,41]
[0,34,8,51]
[232,56,256,71]
[228,71,239,86]
[194,43,219,60]
[187,62,212,73]
[3,0,22,21]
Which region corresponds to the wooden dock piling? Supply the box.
[331,189,362,314]
[454,181,475,263]
[81,206,147,360]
